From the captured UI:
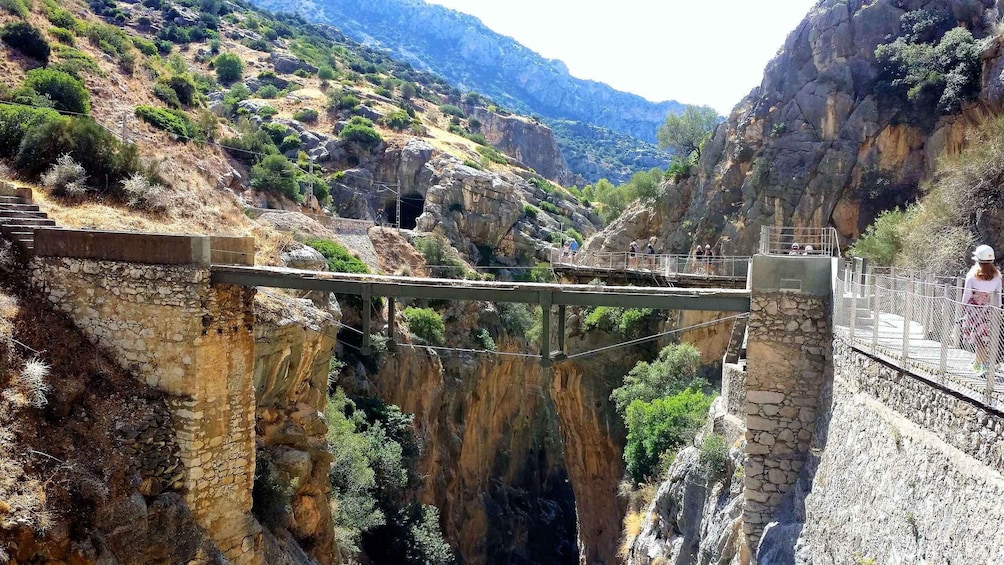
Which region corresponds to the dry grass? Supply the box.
[616,480,661,560]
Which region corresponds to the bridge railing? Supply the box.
[834,264,1004,410]
[549,249,751,279]
[758,226,840,256]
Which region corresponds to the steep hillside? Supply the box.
[587,0,1001,255]
[248,0,680,183]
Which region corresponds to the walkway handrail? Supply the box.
[548,249,751,279]
[758,226,841,256]
[835,265,1003,410]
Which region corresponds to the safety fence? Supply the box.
[758,226,841,256]
[833,262,1004,410]
[548,249,751,279]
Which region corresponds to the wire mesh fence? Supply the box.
[548,249,751,279]
[834,263,1004,410]
[758,226,841,256]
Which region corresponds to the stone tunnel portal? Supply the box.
[385,193,424,229]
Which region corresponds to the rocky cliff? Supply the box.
[590,0,1003,255]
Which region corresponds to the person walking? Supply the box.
[693,244,704,274]
[704,244,714,275]
[569,238,579,263]
[628,240,639,269]
[646,237,657,270]
[961,244,1002,374]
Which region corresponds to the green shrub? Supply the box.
[610,342,703,416]
[473,328,496,351]
[563,228,583,246]
[293,107,318,123]
[698,433,728,476]
[497,302,534,336]
[2,22,51,63]
[257,106,277,119]
[327,90,360,111]
[277,133,300,153]
[252,452,295,529]
[16,115,139,194]
[403,307,445,346]
[221,126,278,166]
[540,201,561,216]
[1,0,29,18]
[465,132,488,145]
[477,144,506,164]
[49,27,74,45]
[167,75,197,105]
[132,36,157,55]
[340,115,382,147]
[624,388,714,482]
[317,66,335,80]
[848,208,906,267]
[461,159,481,170]
[250,154,299,200]
[21,68,90,113]
[304,238,369,274]
[45,5,79,30]
[215,52,243,83]
[0,103,59,157]
[522,204,538,218]
[439,103,464,117]
[84,23,135,70]
[414,235,465,279]
[261,122,287,145]
[50,45,101,77]
[153,82,181,107]
[135,105,201,140]
[256,84,279,98]
[382,109,412,131]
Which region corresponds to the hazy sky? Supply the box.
[425,0,819,114]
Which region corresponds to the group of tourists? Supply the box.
[627,238,658,269]
[560,238,579,262]
[691,243,717,274]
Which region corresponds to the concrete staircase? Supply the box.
[0,195,56,253]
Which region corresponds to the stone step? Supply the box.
[1,218,56,227]
[0,210,46,219]
[6,230,34,240]
[0,196,26,204]
[0,203,40,212]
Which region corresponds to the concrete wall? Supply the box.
[743,255,832,548]
[34,228,254,266]
[29,255,262,564]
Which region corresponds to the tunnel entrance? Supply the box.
[385,193,425,229]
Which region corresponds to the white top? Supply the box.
[962,272,1002,304]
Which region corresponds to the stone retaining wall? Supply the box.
[722,362,746,424]
[29,256,261,564]
[834,336,1004,471]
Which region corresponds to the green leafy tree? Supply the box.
[403,307,445,346]
[215,52,244,83]
[611,342,703,416]
[848,208,906,266]
[20,68,90,114]
[656,104,719,159]
[624,388,713,482]
[250,154,298,199]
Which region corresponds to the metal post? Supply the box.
[871,281,880,353]
[387,297,396,351]
[361,283,372,355]
[902,279,913,363]
[540,291,552,368]
[987,292,1002,396]
[953,276,965,348]
[556,304,567,360]
[939,284,949,380]
[849,270,857,341]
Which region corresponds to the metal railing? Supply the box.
[758,226,841,256]
[548,249,751,279]
[834,263,1004,410]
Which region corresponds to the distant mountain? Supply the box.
[252,0,682,183]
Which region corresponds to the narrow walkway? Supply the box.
[836,306,1004,411]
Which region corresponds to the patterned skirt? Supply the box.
[961,291,993,351]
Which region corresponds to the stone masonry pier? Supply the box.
[743,255,833,550]
[27,228,261,563]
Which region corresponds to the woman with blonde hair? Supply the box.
[961,244,1002,374]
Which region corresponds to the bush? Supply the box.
[414,235,465,279]
[153,82,181,108]
[304,238,369,274]
[0,103,59,158]
[21,68,90,114]
[523,204,539,218]
[16,116,139,191]
[439,103,464,117]
[477,144,506,164]
[49,27,75,45]
[1,0,30,18]
[328,90,360,111]
[50,46,101,78]
[221,126,278,166]
[84,23,135,71]
[252,453,294,530]
[848,208,906,267]
[257,106,277,119]
[610,342,703,416]
[293,107,318,123]
[540,201,561,216]
[45,5,79,30]
[564,228,583,246]
[256,84,279,98]
[132,36,157,55]
[135,105,201,141]
[461,159,481,170]
[403,307,445,346]
[278,134,300,153]
[41,153,88,197]
[473,328,496,351]
[698,434,728,476]
[382,109,412,131]
[340,115,382,147]
[624,388,713,483]
[497,302,534,336]
[250,154,299,200]
[1,22,51,63]
[120,172,167,210]
[215,52,243,83]
[317,66,335,80]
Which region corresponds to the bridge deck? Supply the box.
[210,265,751,312]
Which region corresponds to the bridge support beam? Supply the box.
[742,255,833,558]
[540,291,552,367]
[387,297,396,351]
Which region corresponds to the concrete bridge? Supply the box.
[16,219,1001,563]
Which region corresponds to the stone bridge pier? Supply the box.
[743,255,833,556]
[27,229,262,564]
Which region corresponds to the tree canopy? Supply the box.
[656,104,720,159]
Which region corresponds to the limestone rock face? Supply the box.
[253,292,339,564]
[464,105,576,185]
[590,0,1001,254]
